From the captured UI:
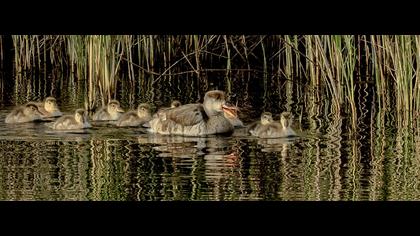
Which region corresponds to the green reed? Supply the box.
[5,34,420,131]
[86,35,124,109]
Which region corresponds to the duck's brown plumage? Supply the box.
[148,90,235,136]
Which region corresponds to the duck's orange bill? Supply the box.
[222,104,238,118]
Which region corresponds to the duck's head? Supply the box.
[107,100,124,114]
[44,97,59,112]
[171,100,182,108]
[280,112,293,128]
[261,112,274,125]
[137,103,152,118]
[24,102,44,118]
[203,90,237,116]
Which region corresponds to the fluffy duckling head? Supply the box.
[261,112,274,125]
[107,100,125,114]
[137,103,152,118]
[44,97,60,112]
[280,112,293,128]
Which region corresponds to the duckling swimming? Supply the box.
[248,112,274,136]
[148,90,237,136]
[33,97,63,117]
[5,102,44,124]
[249,111,297,138]
[277,112,297,137]
[52,109,91,130]
[92,100,125,121]
[116,103,152,127]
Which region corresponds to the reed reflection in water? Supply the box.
[1,71,420,200]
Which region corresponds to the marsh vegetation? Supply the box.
[0,35,419,200]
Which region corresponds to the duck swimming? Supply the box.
[116,103,152,127]
[148,90,237,136]
[33,97,63,117]
[52,109,91,130]
[92,100,125,121]
[5,102,44,124]
[249,111,297,138]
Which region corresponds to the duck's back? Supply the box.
[117,111,149,127]
[282,127,297,137]
[149,103,233,136]
[255,123,297,138]
[40,107,63,117]
[92,107,111,121]
[27,102,59,118]
[5,106,39,124]
[248,121,263,136]
[5,108,24,123]
[53,115,81,130]
[257,123,283,138]
[149,104,204,135]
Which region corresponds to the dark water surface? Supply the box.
[0,71,419,201]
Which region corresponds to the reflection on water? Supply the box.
[1,71,420,201]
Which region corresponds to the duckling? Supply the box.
[5,102,44,124]
[92,100,125,121]
[33,97,63,117]
[52,109,91,130]
[148,90,236,136]
[116,103,152,127]
[249,111,297,138]
[278,112,297,137]
[144,100,181,128]
[248,112,274,136]
[157,100,182,114]
[154,100,182,115]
